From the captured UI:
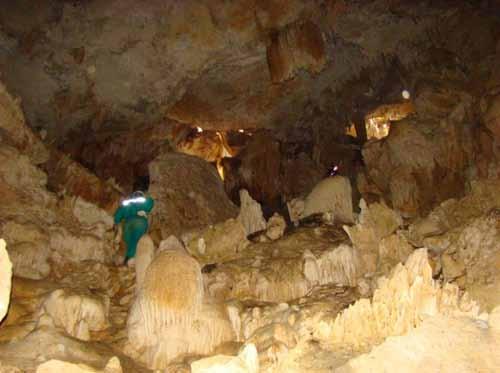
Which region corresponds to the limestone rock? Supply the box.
[335,315,500,373]
[237,189,266,236]
[409,179,500,246]
[0,239,12,322]
[302,176,354,224]
[287,198,305,225]
[191,343,258,373]
[204,229,361,303]
[36,357,122,373]
[149,152,238,240]
[38,289,110,341]
[267,20,326,83]
[184,218,249,263]
[43,149,121,212]
[440,209,500,310]
[7,242,51,280]
[318,249,480,350]
[0,327,125,371]
[0,81,48,164]
[343,200,403,274]
[265,213,286,241]
[222,133,282,209]
[127,249,234,369]
[49,227,114,265]
[158,235,187,254]
[377,233,414,274]
[134,234,155,291]
[362,90,475,218]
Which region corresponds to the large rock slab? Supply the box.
[149,152,238,241]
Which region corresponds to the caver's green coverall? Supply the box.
[114,195,154,260]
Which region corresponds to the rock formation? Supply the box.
[237,189,266,236]
[0,1,499,372]
[0,239,12,323]
[126,248,234,369]
[149,152,238,241]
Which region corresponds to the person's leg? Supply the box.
[123,218,148,263]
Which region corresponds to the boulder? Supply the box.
[184,218,249,264]
[38,289,110,341]
[149,152,238,240]
[302,176,354,223]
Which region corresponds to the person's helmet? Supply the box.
[122,191,146,206]
[130,191,145,199]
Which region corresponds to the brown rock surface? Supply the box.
[149,152,238,241]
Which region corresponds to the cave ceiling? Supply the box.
[0,0,499,144]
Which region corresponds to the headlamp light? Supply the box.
[122,196,146,206]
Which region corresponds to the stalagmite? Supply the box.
[126,249,234,369]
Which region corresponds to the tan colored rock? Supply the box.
[490,306,500,333]
[43,149,121,212]
[185,218,249,263]
[362,90,475,218]
[134,234,155,291]
[335,314,500,373]
[191,343,258,373]
[265,213,286,241]
[287,198,305,225]
[204,228,361,303]
[440,209,500,310]
[7,241,52,280]
[38,289,110,341]
[0,239,12,323]
[223,132,282,209]
[127,249,234,369]
[377,233,414,274]
[317,249,480,349]
[409,179,500,245]
[343,200,402,273]
[36,357,122,373]
[237,189,266,236]
[303,176,354,224]
[267,20,326,83]
[49,227,114,265]
[0,81,48,164]
[158,235,187,254]
[149,152,238,241]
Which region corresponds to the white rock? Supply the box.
[0,239,12,322]
[237,189,266,236]
[38,289,110,341]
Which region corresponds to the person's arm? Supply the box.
[114,206,124,225]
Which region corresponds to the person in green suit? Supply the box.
[114,191,154,265]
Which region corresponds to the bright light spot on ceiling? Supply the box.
[196,126,203,133]
[238,129,244,133]
[402,90,411,100]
